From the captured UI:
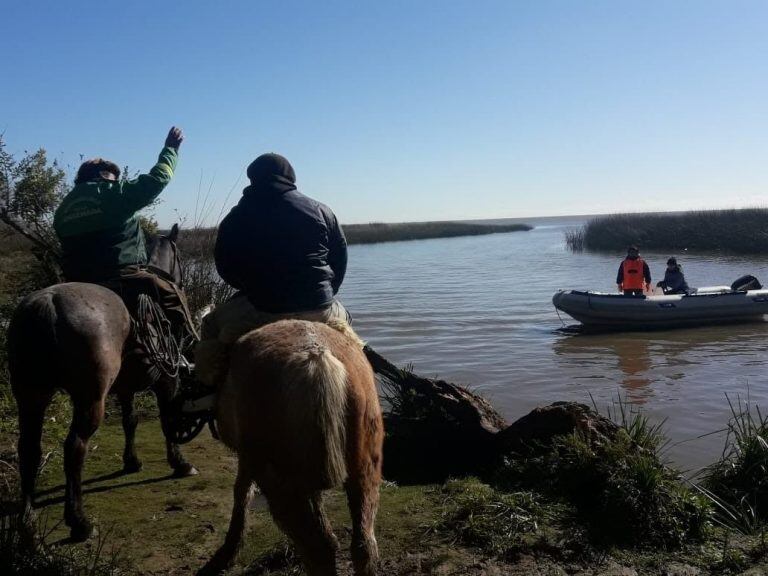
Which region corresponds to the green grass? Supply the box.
[565,208,768,253]
[432,478,543,558]
[2,409,768,574]
[703,395,768,534]
[0,513,127,576]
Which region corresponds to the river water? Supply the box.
[339,217,768,473]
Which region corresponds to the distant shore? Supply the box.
[343,220,532,244]
[565,208,768,253]
[177,220,533,248]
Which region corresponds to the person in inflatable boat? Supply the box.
[616,245,651,296]
[656,257,690,295]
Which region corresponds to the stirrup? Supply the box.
[163,359,216,445]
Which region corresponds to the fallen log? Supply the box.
[364,346,506,482]
[364,346,621,483]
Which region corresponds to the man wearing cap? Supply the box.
[53,127,195,337]
[194,153,352,389]
[616,245,651,296]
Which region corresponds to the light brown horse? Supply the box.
[8,225,197,541]
[199,319,383,576]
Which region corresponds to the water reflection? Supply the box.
[553,323,768,407]
[553,334,653,404]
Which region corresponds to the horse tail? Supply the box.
[8,291,59,377]
[287,346,349,487]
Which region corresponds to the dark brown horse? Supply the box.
[8,224,197,541]
[199,320,383,576]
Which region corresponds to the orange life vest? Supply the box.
[621,257,646,290]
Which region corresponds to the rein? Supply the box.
[146,264,178,284]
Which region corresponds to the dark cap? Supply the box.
[246,153,296,186]
[667,257,677,265]
[627,245,639,254]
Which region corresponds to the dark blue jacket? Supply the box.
[214,155,347,313]
[658,266,689,294]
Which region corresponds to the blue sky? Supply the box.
[2,1,767,226]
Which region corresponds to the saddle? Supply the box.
[95,269,215,445]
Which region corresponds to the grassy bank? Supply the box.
[2,408,768,574]
[342,221,532,245]
[565,209,768,253]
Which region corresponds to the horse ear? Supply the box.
[169,223,180,242]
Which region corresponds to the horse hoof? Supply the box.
[196,561,223,576]
[197,552,231,575]
[123,459,143,474]
[69,521,94,542]
[173,463,199,478]
[18,513,36,549]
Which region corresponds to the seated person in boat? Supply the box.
[194,153,357,393]
[656,257,690,295]
[53,127,196,339]
[616,245,651,296]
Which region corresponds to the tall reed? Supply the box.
[566,209,768,253]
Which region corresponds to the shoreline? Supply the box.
[174,220,533,248]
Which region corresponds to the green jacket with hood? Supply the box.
[54,147,177,281]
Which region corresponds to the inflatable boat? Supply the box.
[552,286,768,329]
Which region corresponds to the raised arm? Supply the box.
[114,127,183,213]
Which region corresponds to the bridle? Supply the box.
[147,235,184,288]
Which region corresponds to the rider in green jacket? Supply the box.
[54,129,180,281]
[53,127,194,338]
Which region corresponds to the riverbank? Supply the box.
[1,407,767,575]
[565,208,768,253]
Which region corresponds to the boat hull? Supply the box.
[552,289,768,329]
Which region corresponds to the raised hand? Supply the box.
[165,126,184,150]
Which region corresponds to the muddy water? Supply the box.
[339,217,768,472]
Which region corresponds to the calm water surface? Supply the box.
[339,217,768,473]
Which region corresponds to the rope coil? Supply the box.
[134,293,182,379]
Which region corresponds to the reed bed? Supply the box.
[702,395,768,534]
[343,221,532,244]
[176,227,235,317]
[565,209,768,253]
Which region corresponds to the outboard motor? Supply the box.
[731,275,762,292]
